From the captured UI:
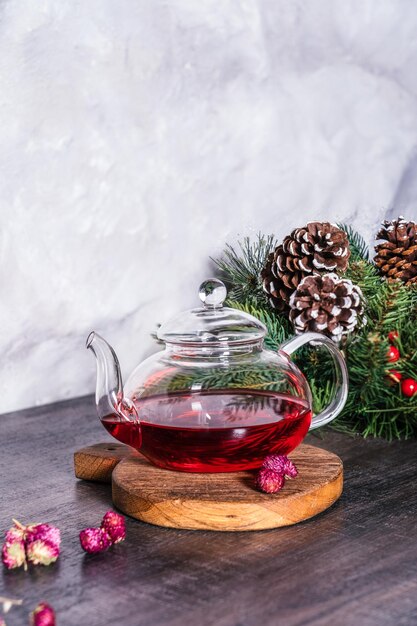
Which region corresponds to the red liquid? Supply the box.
[102,390,311,472]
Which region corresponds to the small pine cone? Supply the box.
[262,223,350,309]
[374,216,417,285]
[261,246,293,311]
[289,273,365,341]
[281,222,350,273]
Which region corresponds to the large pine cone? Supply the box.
[374,217,417,285]
[289,273,364,341]
[262,222,350,310]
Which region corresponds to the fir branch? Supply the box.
[153,221,417,442]
[212,234,277,305]
[226,300,292,351]
[338,223,370,262]
[212,227,417,440]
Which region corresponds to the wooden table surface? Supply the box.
[1,395,417,626]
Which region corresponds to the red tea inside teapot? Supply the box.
[101,388,311,472]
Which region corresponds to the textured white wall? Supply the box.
[1,0,417,413]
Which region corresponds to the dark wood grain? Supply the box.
[1,395,417,625]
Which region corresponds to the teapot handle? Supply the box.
[279,332,349,429]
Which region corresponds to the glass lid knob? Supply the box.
[198,279,227,308]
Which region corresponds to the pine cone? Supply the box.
[374,216,417,285]
[261,245,291,312]
[289,273,364,341]
[262,222,350,309]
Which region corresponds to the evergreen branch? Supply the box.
[153,224,417,442]
[226,300,292,351]
[212,234,277,305]
[338,223,370,262]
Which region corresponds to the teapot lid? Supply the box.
[157,279,267,345]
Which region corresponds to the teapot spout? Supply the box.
[86,331,137,422]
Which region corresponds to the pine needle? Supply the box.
[338,223,370,262]
[212,234,277,305]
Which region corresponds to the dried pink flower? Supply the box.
[256,468,285,494]
[79,527,112,554]
[26,524,61,566]
[262,454,298,478]
[30,602,55,626]
[1,526,26,570]
[2,520,60,570]
[101,511,126,544]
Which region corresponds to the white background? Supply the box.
[1,0,417,413]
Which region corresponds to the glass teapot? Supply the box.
[87,279,348,472]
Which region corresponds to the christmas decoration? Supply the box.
[1,521,60,570]
[387,345,400,363]
[262,223,350,309]
[30,602,55,626]
[79,527,111,554]
[387,370,402,384]
[214,217,417,440]
[401,378,417,397]
[262,455,298,478]
[375,217,417,285]
[101,511,126,544]
[261,252,289,312]
[388,330,399,342]
[289,273,364,341]
[255,468,285,493]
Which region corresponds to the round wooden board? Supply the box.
[74,443,134,483]
[112,444,343,531]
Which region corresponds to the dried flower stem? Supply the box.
[0,596,23,614]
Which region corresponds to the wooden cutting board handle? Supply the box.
[74,442,134,483]
[74,443,343,531]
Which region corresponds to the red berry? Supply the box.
[388,330,399,343]
[255,468,285,494]
[388,370,402,383]
[401,378,417,397]
[387,345,400,363]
